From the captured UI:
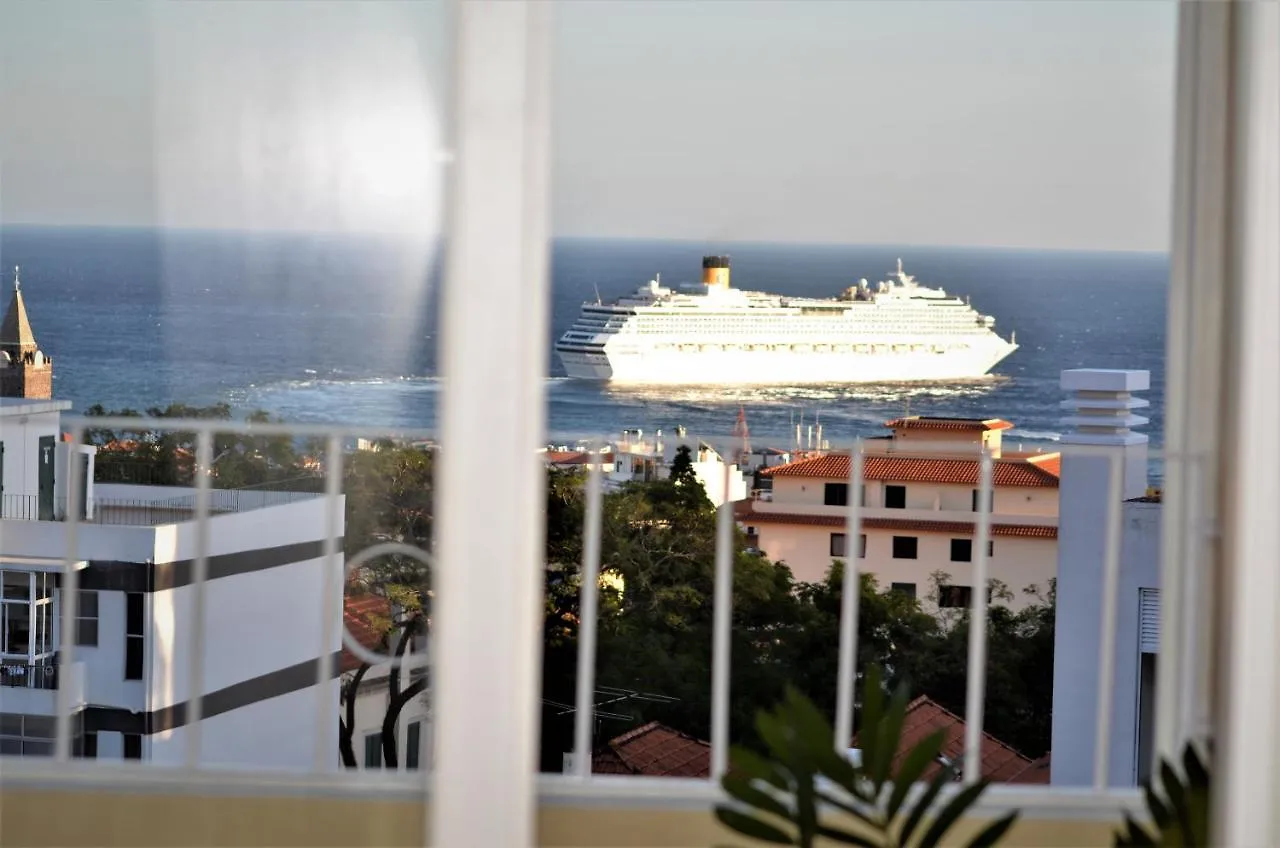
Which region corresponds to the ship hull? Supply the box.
[557,340,1017,385]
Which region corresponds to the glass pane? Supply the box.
[2,602,30,656]
[24,715,55,738]
[0,739,20,756]
[34,603,51,654]
[78,590,99,617]
[76,618,99,647]
[1,572,29,601]
[34,572,51,601]
[22,740,54,757]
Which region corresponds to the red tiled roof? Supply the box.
[885,416,1014,433]
[762,454,1061,488]
[341,595,391,673]
[734,502,1058,539]
[1007,752,1052,784]
[545,451,614,466]
[593,722,710,778]
[851,696,1033,783]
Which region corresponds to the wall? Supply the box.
[0,406,64,500]
[753,522,1056,608]
[144,497,343,771]
[349,666,432,769]
[1052,501,1161,786]
[767,476,1057,516]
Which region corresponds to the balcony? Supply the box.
[0,486,322,527]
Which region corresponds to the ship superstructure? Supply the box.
[555,256,1017,384]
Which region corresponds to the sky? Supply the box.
[0,1,1178,251]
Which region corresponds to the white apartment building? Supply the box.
[0,281,343,769]
[606,428,748,507]
[1049,368,1159,787]
[737,416,1061,609]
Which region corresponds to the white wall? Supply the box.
[769,476,1058,516]
[349,668,431,769]
[77,589,146,712]
[0,405,64,499]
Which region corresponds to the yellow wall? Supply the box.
[0,788,1123,848]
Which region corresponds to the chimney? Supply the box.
[1051,369,1150,787]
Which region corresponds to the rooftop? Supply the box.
[592,721,710,778]
[762,453,1062,488]
[341,595,392,673]
[884,416,1015,433]
[850,695,1035,783]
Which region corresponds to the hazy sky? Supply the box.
[1,1,1177,251]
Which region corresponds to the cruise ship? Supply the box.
[555,256,1018,385]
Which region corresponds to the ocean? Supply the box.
[0,226,1167,452]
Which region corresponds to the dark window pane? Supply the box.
[988,540,995,557]
[950,539,972,562]
[891,582,917,599]
[76,619,99,647]
[22,740,54,757]
[24,715,55,738]
[939,585,973,609]
[124,734,142,759]
[78,590,98,617]
[406,721,421,770]
[126,593,144,635]
[829,533,846,557]
[364,733,382,768]
[859,534,866,558]
[0,715,21,736]
[125,636,144,680]
[81,732,98,759]
[0,738,20,756]
[823,483,848,507]
[891,536,917,559]
[885,485,906,509]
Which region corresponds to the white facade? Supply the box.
[556,258,1017,384]
[345,658,432,771]
[1050,368,1157,787]
[606,430,748,508]
[1,402,344,770]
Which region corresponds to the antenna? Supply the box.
[12,265,20,292]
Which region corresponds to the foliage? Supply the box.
[715,665,1018,848]
[1114,742,1211,847]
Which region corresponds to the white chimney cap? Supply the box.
[1060,369,1150,393]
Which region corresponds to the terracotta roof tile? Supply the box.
[341,594,391,673]
[594,721,710,778]
[734,502,1058,539]
[1007,752,1052,784]
[884,416,1014,433]
[762,454,1061,488]
[851,696,1033,783]
[545,451,614,466]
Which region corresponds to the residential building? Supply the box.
[340,594,431,771]
[0,281,343,769]
[1049,369,1159,787]
[589,722,711,778]
[738,416,1060,608]
[606,428,748,507]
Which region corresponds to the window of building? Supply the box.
[891,536,917,559]
[406,721,422,770]
[1,571,57,687]
[364,732,382,768]
[123,733,142,760]
[938,585,973,608]
[890,582,917,599]
[124,593,144,680]
[987,540,995,557]
[828,533,867,558]
[884,485,906,509]
[0,714,54,756]
[971,489,994,512]
[78,731,98,759]
[823,482,847,506]
[950,539,972,562]
[75,590,98,646]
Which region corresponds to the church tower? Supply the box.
[0,267,53,399]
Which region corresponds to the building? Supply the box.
[0,280,343,768]
[1049,369,1158,787]
[0,269,53,400]
[606,428,748,507]
[340,595,431,771]
[738,416,1060,609]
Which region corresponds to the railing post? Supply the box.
[431,2,552,846]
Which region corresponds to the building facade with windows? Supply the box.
[0,281,344,768]
[737,416,1060,609]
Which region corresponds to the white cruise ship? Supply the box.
[555,256,1018,385]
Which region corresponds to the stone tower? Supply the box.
[0,267,53,399]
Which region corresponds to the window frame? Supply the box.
[950,538,972,563]
[891,536,918,560]
[823,482,848,507]
[124,592,144,681]
[884,484,906,509]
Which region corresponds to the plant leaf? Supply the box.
[869,678,911,792]
[1114,814,1157,848]
[1182,742,1209,792]
[915,780,990,848]
[898,766,955,848]
[1158,761,1193,840]
[963,811,1018,848]
[1141,782,1171,829]
[885,730,946,820]
[757,710,799,767]
[731,745,790,790]
[858,665,886,780]
[816,789,882,830]
[714,807,794,845]
[816,824,879,847]
[723,770,794,823]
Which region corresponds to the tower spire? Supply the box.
[1,266,53,398]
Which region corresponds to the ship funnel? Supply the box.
[702,255,731,289]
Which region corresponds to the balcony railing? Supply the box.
[0,490,321,526]
[0,659,59,690]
